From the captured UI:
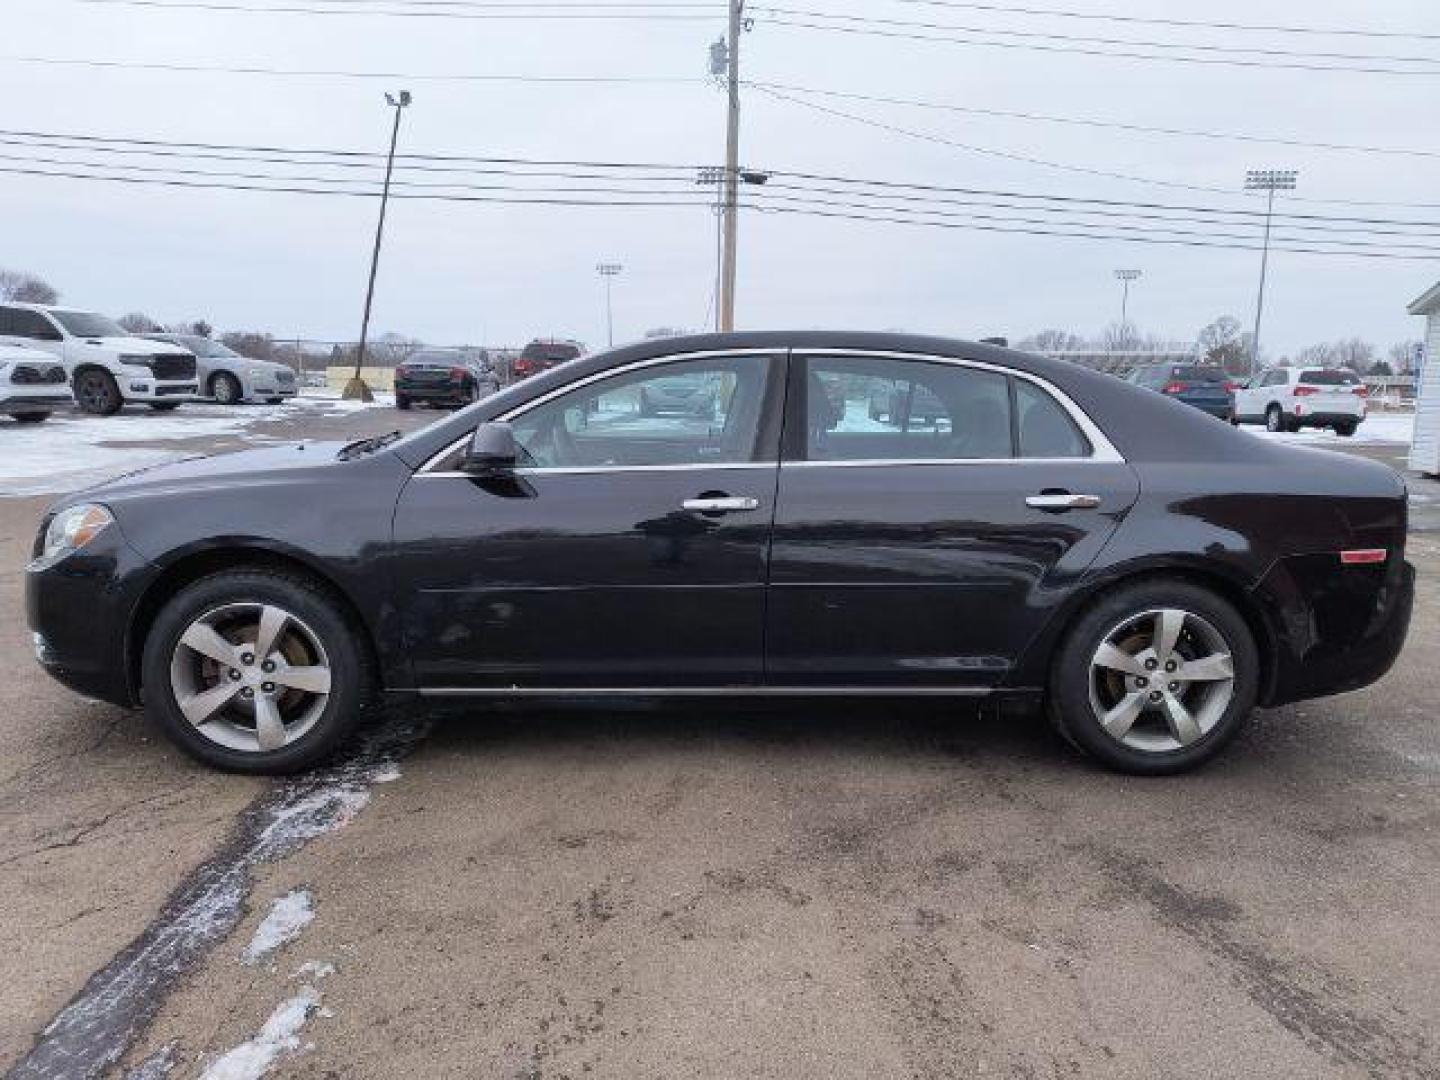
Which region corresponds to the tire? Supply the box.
[148,402,181,412]
[211,371,243,405]
[12,412,49,423]
[140,568,373,773]
[74,370,123,416]
[267,397,284,405]
[1335,421,1357,437]
[1264,404,1284,433]
[396,394,411,411]
[1047,578,1259,776]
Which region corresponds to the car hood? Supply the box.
[72,442,356,502]
[81,335,192,356]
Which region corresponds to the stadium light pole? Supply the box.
[1114,269,1141,328]
[597,263,623,347]
[1244,169,1298,377]
[345,89,412,402]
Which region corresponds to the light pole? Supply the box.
[1244,169,1297,377]
[1114,269,1141,328]
[345,89,412,402]
[597,263,623,347]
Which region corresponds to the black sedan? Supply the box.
[393,350,500,410]
[26,332,1413,776]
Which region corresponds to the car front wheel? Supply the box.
[74,370,123,415]
[1048,579,1258,775]
[211,372,243,404]
[140,569,372,773]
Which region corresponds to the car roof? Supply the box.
[0,341,54,356]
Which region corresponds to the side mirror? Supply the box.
[462,421,517,473]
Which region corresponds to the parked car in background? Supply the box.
[394,350,500,410]
[27,332,1412,777]
[868,380,947,426]
[143,333,297,405]
[637,370,719,418]
[0,303,197,415]
[512,339,584,380]
[1231,367,1367,436]
[0,343,71,423]
[1126,363,1233,419]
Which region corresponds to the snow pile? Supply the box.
[1246,413,1414,447]
[241,890,315,965]
[199,987,322,1080]
[291,960,335,980]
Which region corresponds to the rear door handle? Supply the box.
[1025,492,1101,511]
[682,496,760,514]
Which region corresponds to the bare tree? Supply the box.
[1295,343,1334,368]
[1100,321,1143,352]
[0,268,59,304]
[1388,339,1422,374]
[1329,338,1375,372]
[220,331,276,360]
[117,312,159,333]
[1017,328,1087,353]
[1197,316,1247,373]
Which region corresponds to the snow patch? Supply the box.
[291,960,335,981]
[199,986,322,1080]
[1245,413,1414,447]
[241,890,314,965]
[370,762,402,783]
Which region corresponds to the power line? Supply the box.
[748,80,1440,160]
[888,0,1440,43]
[755,7,1440,67]
[6,127,1439,228]
[73,0,716,17]
[757,15,1440,76]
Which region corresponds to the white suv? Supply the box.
[1231,366,1367,437]
[0,343,72,423]
[0,303,198,415]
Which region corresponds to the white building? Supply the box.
[1407,281,1440,475]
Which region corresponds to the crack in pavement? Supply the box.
[3,716,429,1080]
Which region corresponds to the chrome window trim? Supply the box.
[418,345,1124,476]
[418,347,779,476]
[794,347,1124,464]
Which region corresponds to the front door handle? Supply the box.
[1025,492,1101,511]
[682,496,760,514]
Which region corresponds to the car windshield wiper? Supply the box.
[336,430,403,460]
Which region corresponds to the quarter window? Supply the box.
[1016,379,1090,458]
[509,355,770,469]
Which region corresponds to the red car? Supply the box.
[512,339,584,380]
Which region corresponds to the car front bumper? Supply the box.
[123,380,199,402]
[0,392,71,413]
[26,516,156,707]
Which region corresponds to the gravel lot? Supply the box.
[2,399,1437,1079]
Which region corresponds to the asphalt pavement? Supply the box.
[1,399,1437,1080]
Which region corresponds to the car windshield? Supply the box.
[192,338,240,358]
[50,310,126,338]
[1300,369,1361,386]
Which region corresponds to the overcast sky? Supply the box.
[2,0,1437,357]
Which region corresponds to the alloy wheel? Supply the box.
[1087,608,1236,753]
[168,602,333,753]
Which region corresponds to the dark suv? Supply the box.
[394,350,500,410]
[512,339,584,380]
[1126,363,1234,419]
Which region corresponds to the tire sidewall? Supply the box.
[141,570,368,773]
[213,372,242,404]
[1048,579,1260,775]
[76,370,122,415]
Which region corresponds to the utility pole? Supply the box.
[1244,169,1297,377]
[1114,269,1141,328]
[597,263,622,347]
[346,90,412,401]
[718,0,743,332]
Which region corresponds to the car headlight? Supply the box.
[33,504,114,569]
[117,354,153,368]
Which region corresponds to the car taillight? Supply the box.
[1340,548,1387,565]
[1353,385,1369,397]
[451,366,468,380]
[1293,385,1319,397]
[395,366,408,378]
[1162,382,1189,394]
[1224,381,1240,393]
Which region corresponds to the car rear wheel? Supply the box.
[12,413,49,423]
[211,372,243,405]
[1335,420,1358,437]
[1264,404,1284,433]
[141,569,372,773]
[396,393,411,410]
[1048,579,1258,775]
[74,370,123,416]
